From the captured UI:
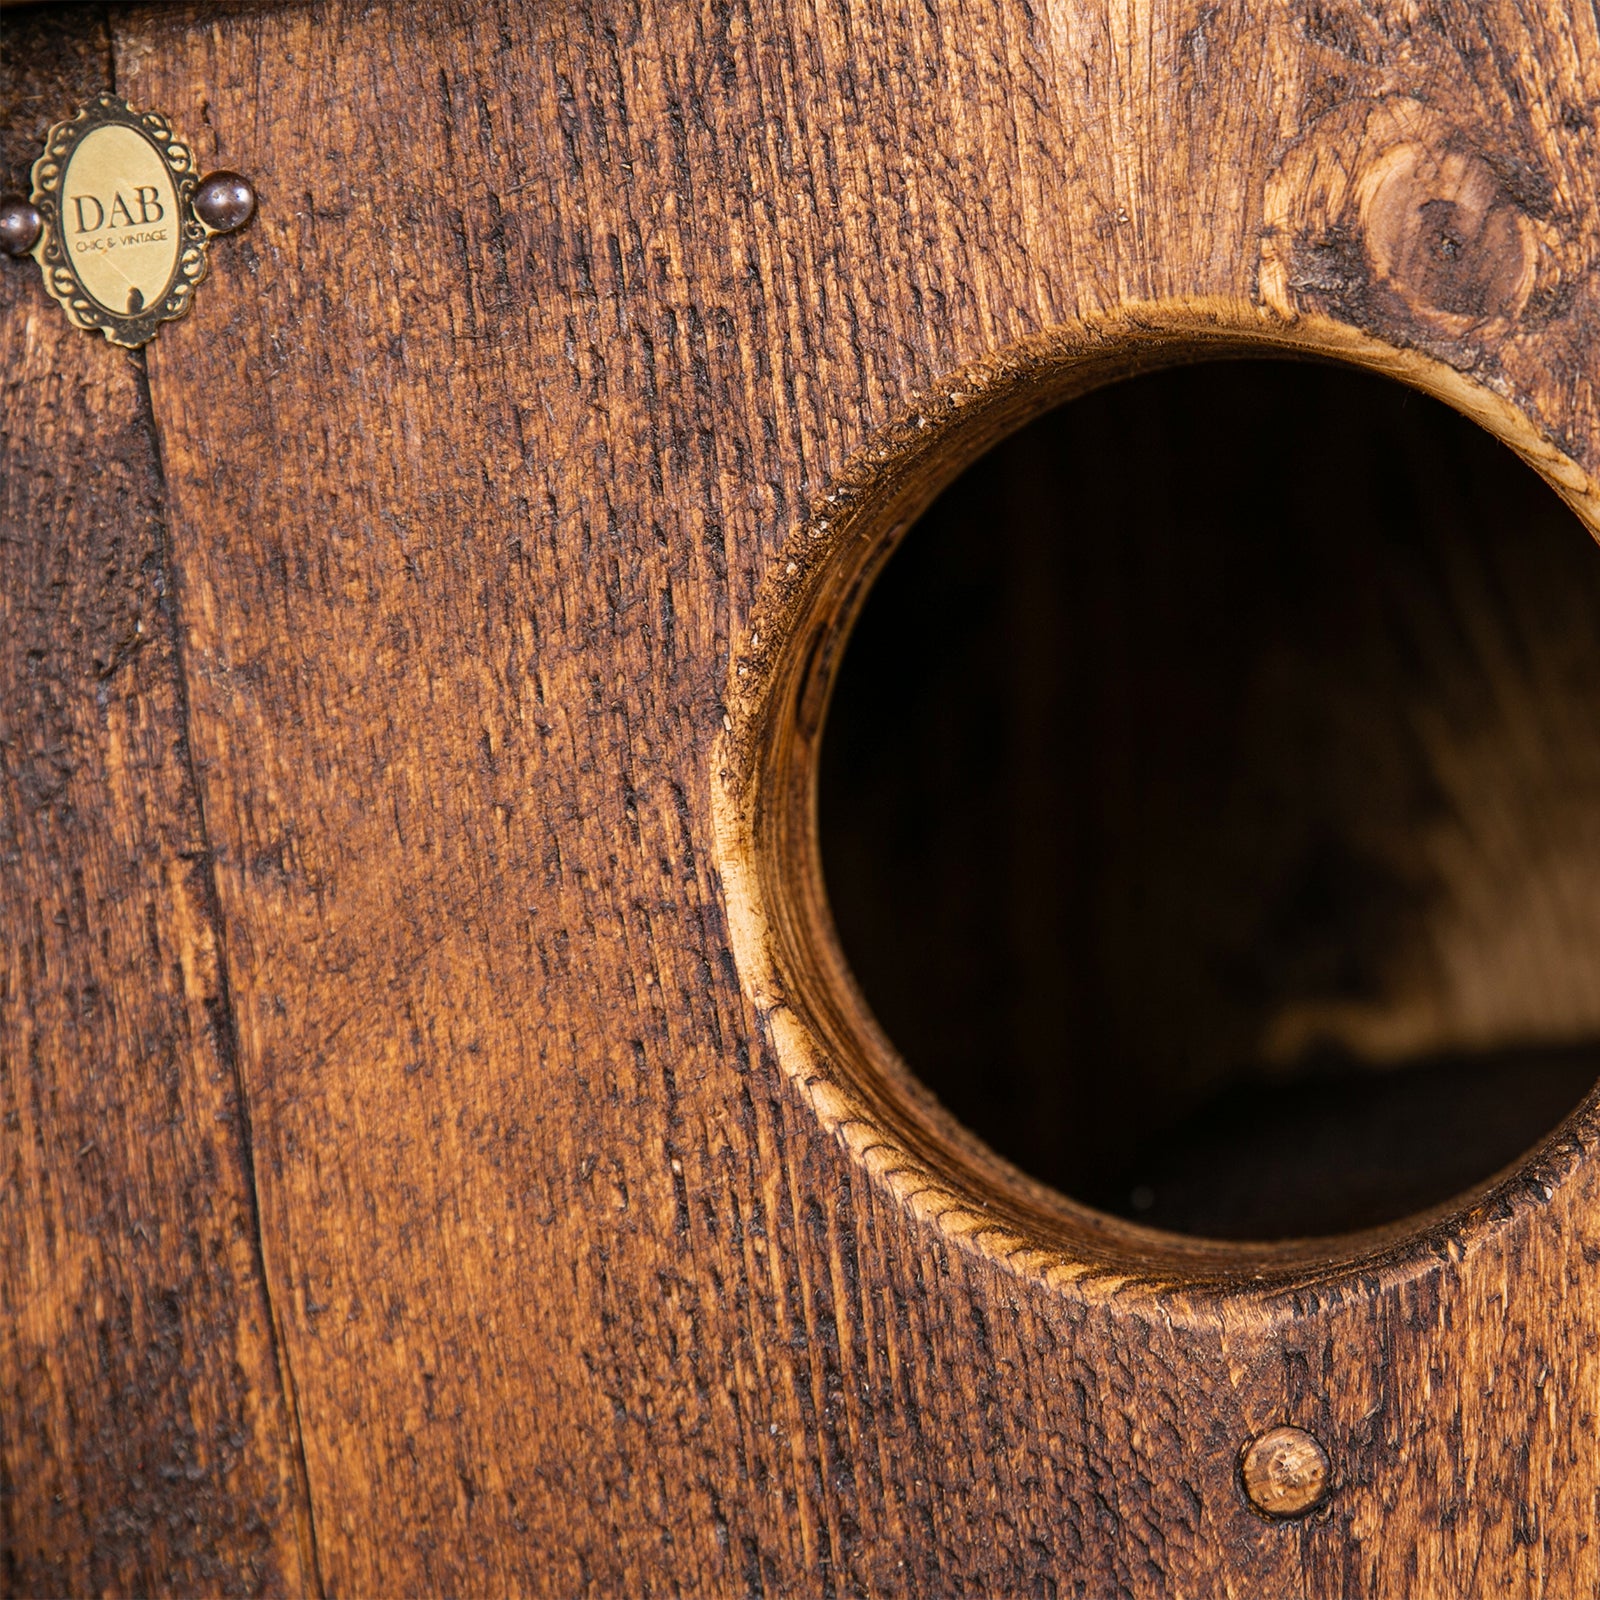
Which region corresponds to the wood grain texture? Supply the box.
[0,12,310,1597]
[4,0,1600,1592]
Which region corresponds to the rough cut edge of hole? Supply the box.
[710,295,1600,1317]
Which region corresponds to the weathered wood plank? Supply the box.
[0,15,310,1596]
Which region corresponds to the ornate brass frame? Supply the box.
[30,94,210,349]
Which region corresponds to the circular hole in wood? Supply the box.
[818,358,1600,1241]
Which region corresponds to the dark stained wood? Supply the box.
[5,0,1600,1592]
[0,13,309,1597]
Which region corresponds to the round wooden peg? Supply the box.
[1241,1425,1331,1519]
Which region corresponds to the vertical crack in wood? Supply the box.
[125,339,328,1600]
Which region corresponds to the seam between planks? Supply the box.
[128,336,328,1600]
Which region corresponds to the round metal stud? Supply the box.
[1240,1425,1330,1519]
[192,170,256,234]
[0,195,42,258]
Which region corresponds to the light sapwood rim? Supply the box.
[712,297,1600,1307]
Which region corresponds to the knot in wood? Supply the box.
[1358,141,1535,327]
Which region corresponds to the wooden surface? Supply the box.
[0,13,310,1597]
[4,0,1600,1595]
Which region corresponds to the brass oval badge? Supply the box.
[30,95,212,348]
[61,123,182,316]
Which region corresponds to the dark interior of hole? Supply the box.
[819,359,1600,1241]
